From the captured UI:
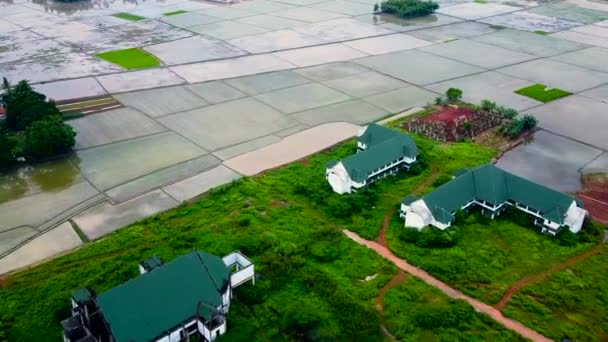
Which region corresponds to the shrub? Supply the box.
[521,114,537,130]
[435,96,447,105]
[496,106,518,120]
[416,226,459,248]
[432,174,452,188]
[380,0,439,18]
[2,79,61,131]
[0,129,18,169]
[398,227,421,243]
[480,99,497,113]
[413,300,473,328]
[24,115,76,159]
[557,228,578,246]
[578,219,603,243]
[446,88,463,103]
[373,3,380,12]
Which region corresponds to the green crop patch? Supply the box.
[163,10,188,16]
[112,12,146,21]
[96,48,160,70]
[514,84,571,103]
[534,30,549,35]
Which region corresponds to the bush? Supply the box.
[398,227,421,243]
[380,0,439,18]
[435,96,447,105]
[557,228,578,246]
[496,106,518,120]
[480,99,497,113]
[521,114,538,130]
[24,116,76,159]
[446,88,463,103]
[373,3,380,12]
[413,300,473,329]
[416,226,459,248]
[432,174,452,188]
[0,129,18,169]
[2,79,61,131]
[500,114,537,139]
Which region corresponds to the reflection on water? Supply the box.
[28,0,184,15]
[0,159,80,204]
[371,13,441,27]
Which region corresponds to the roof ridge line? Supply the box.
[194,251,223,294]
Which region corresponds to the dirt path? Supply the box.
[344,229,553,342]
[376,272,406,342]
[375,168,440,247]
[495,243,605,311]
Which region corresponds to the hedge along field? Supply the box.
[0,137,515,342]
[383,275,526,341]
[503,245,608,341]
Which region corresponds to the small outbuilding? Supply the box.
[326,124,419,194]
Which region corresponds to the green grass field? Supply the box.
[96,48,160,70]
[515,84,571,103]
[163,10,187,16]
[384,276,525,341]
[0,123,605,340]
[112,12,146,21]
[386,213,594,303]
[503,246,608,341]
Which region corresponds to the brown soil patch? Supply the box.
[578,174,608,224]
[419,106,474,124]
[376,208,397,247]
[495,244,605,310]
[299,158,311,167]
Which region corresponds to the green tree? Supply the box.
[2,79,61,131]
[0,128,18,169]
[480,99,497,113]
[24,116,76,159]
[445,87,463,103]
[521,114,538,130]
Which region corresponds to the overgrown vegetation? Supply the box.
[112,12,146,21]
[0,79,76,169]
[387,207,604,303]
[379,0,439,18]
[477,99,538,138]
[384,276,526,341]
[515,83,571,103]
[96,48,160,70]
[0,136,513,341]
[503,245,608,341]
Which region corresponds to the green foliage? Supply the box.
[445,87,463,103]
[496,105,518,120]
[0,128,18,169]
[96,48,160,70]
[556,228,578,246]
[480,99,497,112]
[163,10,187,16]
[503,245,608,341]
[435,96,447,105]
[499,114,538,139]
[380,0,439,18]
[24,116,76,159]
[112,12,146,21]
[373,3,380,12]
[514,84,571,103]
[383,277,525,341]
[431,174,452,188]
[386,210,594,303]
[2,79,61,131]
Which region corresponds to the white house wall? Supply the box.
[326,162,354,194]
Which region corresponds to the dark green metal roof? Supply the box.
[422,164,576,225]
[97,251,230,342]
[140,256,163,272]
[71,288,92,303]
[342,125,418,183]
[402,195,418,205]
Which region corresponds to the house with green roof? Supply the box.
[61,250,254,342]
[400,164,587,235]
[326,124,419,194]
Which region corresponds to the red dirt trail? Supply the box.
[495,243,605,311]
[344,229,553,342]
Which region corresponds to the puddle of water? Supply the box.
[0,159,81,204]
